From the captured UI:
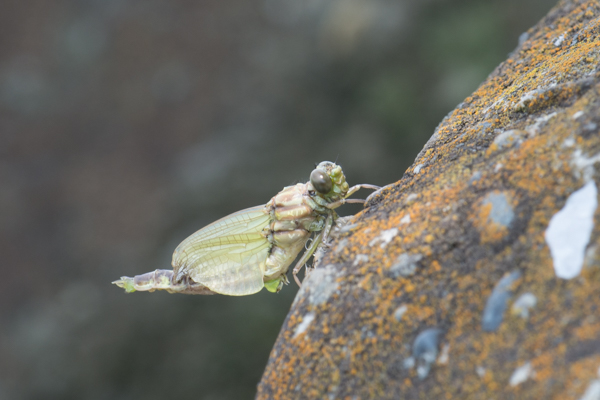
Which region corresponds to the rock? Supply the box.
[257,1,600,398]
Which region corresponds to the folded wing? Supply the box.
[172,206,272,296]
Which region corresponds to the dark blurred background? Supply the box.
[0,0,556,399]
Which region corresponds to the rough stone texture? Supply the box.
[256,1,600,398]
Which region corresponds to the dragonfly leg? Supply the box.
[365,183,394,203]
[276,274,290,293]
[345,183,381,198]
[325,198,366,209]
[292,229,324,287]
[325,184,381,210]
[320,213,335,245]
[292,213,336,286]
[310,213,335,264]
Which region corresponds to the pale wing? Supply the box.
[172,206,272,296]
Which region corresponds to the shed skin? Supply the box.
[257,1,600,399]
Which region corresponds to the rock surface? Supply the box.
[257,0,600,398]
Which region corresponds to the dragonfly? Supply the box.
[112,161,380,296]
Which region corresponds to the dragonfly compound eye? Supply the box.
[310,169,333,194]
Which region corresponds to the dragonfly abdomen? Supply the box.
[112,269,216,295]
[264,233,309,281]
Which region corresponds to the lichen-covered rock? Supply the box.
[256,1,600,398]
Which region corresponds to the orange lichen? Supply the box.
[257,1,600,399]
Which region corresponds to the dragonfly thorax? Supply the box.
[262,182,327,283]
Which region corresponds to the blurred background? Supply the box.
[0,0,556,399]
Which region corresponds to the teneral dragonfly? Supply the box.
[112,161,379,296]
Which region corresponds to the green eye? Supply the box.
[310,169,333,194]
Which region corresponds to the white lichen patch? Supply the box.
[571,149,600,182]
[400,214,411,224]
[389,253,423,278]
[405,193,418,205]
[526,112,556,135]
[492,130,525,150]
[368,228,398,248]
[545,181,598,279]
[563,137,576,147]
[293,313,315,338]
[416,364,430,380]
[579,380,600,400]
[483,97,506,114]
[476,366,487,378]
[437,344,450,365]
[393,304,408,321]
[511,292,537,319]
[334,238,348,254]
[584,245,597,270]
[553,33,565,46]
[301,264,340,306]
[514,89,540,111]
[509,362,534,387]
[573,110,585,119]
[469,171,482,184]
[403,357,415,369]
[353,254,369,266]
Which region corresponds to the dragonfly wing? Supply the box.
[172,206,272,296]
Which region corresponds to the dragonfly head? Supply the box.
[309,161,350,202]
